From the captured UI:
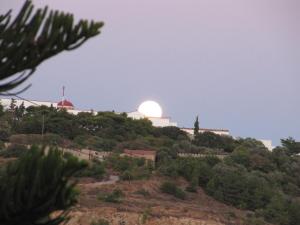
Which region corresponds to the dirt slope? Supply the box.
[67,176,252,225]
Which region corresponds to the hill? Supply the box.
[66,176,267,225]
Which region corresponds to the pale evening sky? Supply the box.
[1,0,299,145]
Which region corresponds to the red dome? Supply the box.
[57,100,74,108]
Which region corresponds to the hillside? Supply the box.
[66,176,260,225]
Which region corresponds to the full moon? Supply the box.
[138,101,163,118]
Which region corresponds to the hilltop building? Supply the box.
[0,94,273,150]
[181,127,230,136]
[127,111,177,127]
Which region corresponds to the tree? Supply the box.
[15,101,26,120]
[0,100,4,116]
[0,146,87,225]
[281,137,300,156]
[9,98,16,112]
[194,116,199,136]
[0,0,104,94]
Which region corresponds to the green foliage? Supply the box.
[106,154,152,180]
[160,181,186,200]
[0,0,103,93]
[0,101,4,116]
[158,136,300,225]
[74,135,116,151]
[206,164,273,210]
[0,103,189,154]
[281,137,300,156]
[0,144,27,158]
[98,188,124,203]
[193,132,237,152]
[194,116,199,135]
[0,116,11,141]
[154,126,188,141]
[262,194,290,225]
[156,147,177,166]
[75,160,106,180]
[185,172,199,193]
[0,145,87,225]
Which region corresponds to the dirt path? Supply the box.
[79,175,119,188]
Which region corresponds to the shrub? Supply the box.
[0,146,87,225]
[74,135,116,151]
[160,181,186,200]
[193,131,237,152]
[121,170,133,180]
[76,161,105,180]
[0,144,27,158]
[98,188,124,203]
[106,155,152,181]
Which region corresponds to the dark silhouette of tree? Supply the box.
[0,146,87,225]
[0,1,103,224]
[194,116,199,136]
[0,0,104,94]
[281,137,300,156]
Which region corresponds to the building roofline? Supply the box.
[181,127,230,132]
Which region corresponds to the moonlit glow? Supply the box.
[138,101,163,118]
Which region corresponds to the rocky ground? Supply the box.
[66,176,251,225]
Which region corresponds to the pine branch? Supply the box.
[0,0,104,94]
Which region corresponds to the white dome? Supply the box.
[138,101,163,118]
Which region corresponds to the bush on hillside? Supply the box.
[0,144,27,158]
[0,146,87,225]
[105,154,153,180]
[98,188,124,203]
[193,132,237,152]
[160,181,186,200]
[74,135,116,151]
[75,161,106,180]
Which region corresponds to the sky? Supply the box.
[1,0,299,145]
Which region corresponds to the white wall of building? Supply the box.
[127,111,177,127]
[181,127,230,136]
[259,139,274,151]
[0,98,96,115]
[0,98,274,150]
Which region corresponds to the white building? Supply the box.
[0,98,273,150]
[127,111,177,127]
[181,127,230,136]
[259,139,274,151]
[0,98,94,115]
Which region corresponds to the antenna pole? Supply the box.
[62,86,65,107]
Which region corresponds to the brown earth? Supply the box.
[66,176,252,225]
[0,157,260,225]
